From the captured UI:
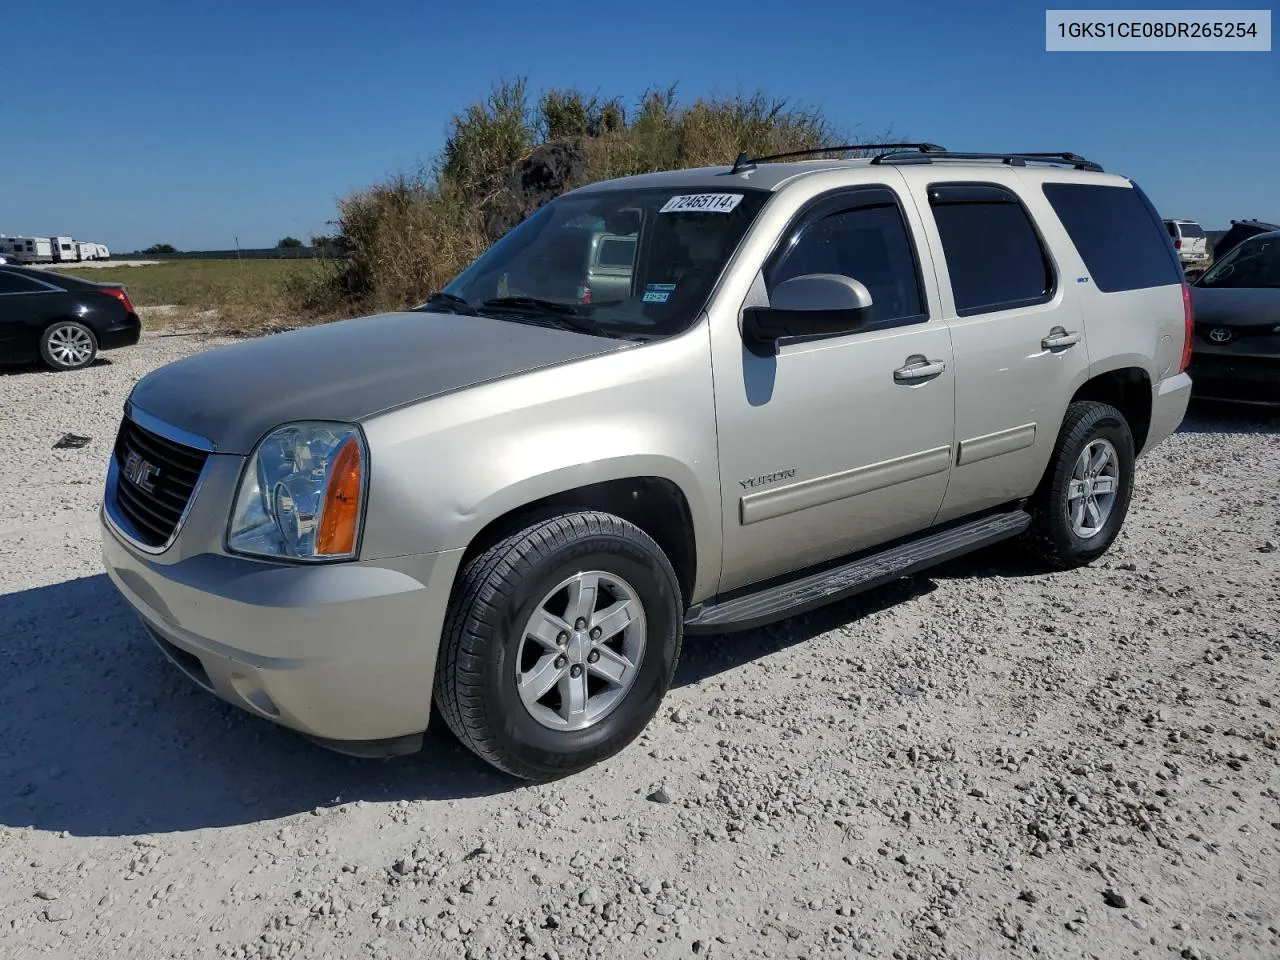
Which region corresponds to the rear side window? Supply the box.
[1166,222,1178,237]
[0,271,48,294]
[768,188,926,328]
[1042,183,1182,292]
[928,183,1054,316]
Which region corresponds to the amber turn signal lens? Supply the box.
[316,436,363,556]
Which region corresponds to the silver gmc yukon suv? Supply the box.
[101,144,1194,780]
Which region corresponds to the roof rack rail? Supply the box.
[870,149,1103,172]
[729,142,947,174]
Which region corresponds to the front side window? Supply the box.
[438,187,771,340]
[929,183,1054,316]
[767,191,926,327]
[1197,236,1280,289]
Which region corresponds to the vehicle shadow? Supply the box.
[1179,399,1280,435]
[0,357,114,376]
[672,575,936,688]
[0,540,1081,838]
[0,575,509,838]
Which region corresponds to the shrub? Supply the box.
[299,80,879,319]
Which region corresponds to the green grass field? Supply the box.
[49,259,328,333]
[51,259,319,308]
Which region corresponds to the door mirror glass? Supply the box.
[742,274,874,356]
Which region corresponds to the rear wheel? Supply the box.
[434,511,683,781]
[1026,401,1135,569]
[40,321,98,371]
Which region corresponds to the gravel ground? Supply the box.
[1,334,1278,960]
[27,261,162,270]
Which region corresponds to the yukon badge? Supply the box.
[123,450,160,493]
[739,467,797,490]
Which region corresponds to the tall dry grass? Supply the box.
[300,81,884,318]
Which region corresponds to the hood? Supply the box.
[128,311,627,454]
[1191,286,1280,328]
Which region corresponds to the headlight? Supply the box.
[227,422,367,562]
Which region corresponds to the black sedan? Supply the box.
[1189,230,1280,405]
[0,265,142,371]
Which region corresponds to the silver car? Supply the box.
[101,145,1192,779]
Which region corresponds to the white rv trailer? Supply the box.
[94,243,110,260]
[51,236,78,262]
[77,241,99,261]
[0,236,55,263]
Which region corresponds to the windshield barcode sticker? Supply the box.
[660,193,744,214]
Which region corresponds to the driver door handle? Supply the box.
[894,356,947,383]
[1042,327,1081,350]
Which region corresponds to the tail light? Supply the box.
[1178,282,1194,374]
[100,286,135,314]
[1173,238,1182,249]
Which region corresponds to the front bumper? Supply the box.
[101,514,464,749]
[1188,354,1280,405]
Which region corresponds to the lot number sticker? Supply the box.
[660,193,744,214]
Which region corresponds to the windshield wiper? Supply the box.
[481,296,581,315]
[479,297,603,336]
[417,291,477,315]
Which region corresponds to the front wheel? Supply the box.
[434,511,683,781]
[1026,401,1135,569]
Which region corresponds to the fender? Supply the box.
[357,327,724,600]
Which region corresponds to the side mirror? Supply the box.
[742,274,874,356]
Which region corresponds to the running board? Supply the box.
[684,509,1031,634]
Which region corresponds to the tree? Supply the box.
[310,234,350,257]
[143,243,177,254]
[277,236,303,249]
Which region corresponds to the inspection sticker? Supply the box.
[642,283,677,303]
[659,193,744,214]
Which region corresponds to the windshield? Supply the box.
[1197,235,1280,289]
[433,186,771,339]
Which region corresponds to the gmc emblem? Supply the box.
[123,450,160,493]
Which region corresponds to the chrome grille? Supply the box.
[111,417,209,547]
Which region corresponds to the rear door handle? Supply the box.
[894,356,947,382]
[1042,327,1081,350]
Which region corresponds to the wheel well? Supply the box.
[41,317,93,336]
[1071,368,1152,451]
[458,478,698,604]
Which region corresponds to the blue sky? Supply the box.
[2,0,1275,251]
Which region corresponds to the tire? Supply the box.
[435,511,683,781]
[40,320,98,371]
[1025,401,1135,569]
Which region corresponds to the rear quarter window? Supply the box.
[597,238,636,268]
[1043,183,1182,293]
